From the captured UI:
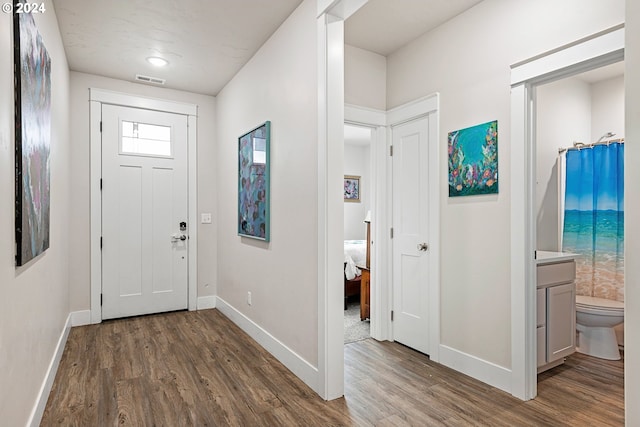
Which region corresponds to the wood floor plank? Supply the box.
[96,368,119,427]
[376,414,412,427]
[41,309,624,426]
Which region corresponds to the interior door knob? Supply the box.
[417,243,429,252]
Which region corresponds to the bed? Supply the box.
[344,239,367,311]
[344,240,366,280]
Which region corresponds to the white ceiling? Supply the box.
[52,0,303,96]
[51,0,484,96]
[574,61,625,84]
[344,0,484,56]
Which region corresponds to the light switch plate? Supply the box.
[201,213,212,224]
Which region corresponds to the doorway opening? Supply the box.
[343,124,373,344]
[509,25,624,400]
[534,60,625,411]
[342,96,441,357]
[89,89,198,323]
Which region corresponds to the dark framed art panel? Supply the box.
[238,121,271,241]
[14,8,52,266]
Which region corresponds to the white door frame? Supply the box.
[345,105,389,341]
[509,25,624,400]
[316,0,368,400]
[89,89,198,324]
[387,95,441,361]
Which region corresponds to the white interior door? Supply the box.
[392,116,430,354]
[101,104,188,319]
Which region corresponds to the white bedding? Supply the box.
[344,240,366,280]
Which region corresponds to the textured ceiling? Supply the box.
[52,0,485,96]
[52,0,303,96]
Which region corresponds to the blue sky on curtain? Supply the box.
[562,142,624,301]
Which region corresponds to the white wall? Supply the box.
[344,143,370,240]
[345,44,386,110]
[625,0,639,423]
[67,72,217,311]
[215,0,318,365]
[536,78,592,251]
[386,0,625,369]
[0,2,71,424]
[592,75,625,139]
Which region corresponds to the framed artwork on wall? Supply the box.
[14,8,52,266]
[448,120,498,197]
[344,175,360,202]
[238,121,270,241]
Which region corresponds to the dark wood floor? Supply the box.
[41,309,624,426]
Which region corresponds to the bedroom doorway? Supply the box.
[344,106,389,343]
[343,97,440,352]
[344,124,373,344]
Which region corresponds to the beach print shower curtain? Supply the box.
[562,142,624,301]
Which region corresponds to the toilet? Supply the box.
[576,295,624,360]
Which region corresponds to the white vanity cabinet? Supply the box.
[536,252,577,373]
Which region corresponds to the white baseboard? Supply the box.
[197,295,217,310]
[439,344,512,394]
[70,310,92,327]
[215,297,318,393]
[28,313,72,427]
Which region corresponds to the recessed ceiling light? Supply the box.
[147,57,168,67]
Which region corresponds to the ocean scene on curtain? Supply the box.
[14,11,52,266]
[562,142,624,301]
[448,120,498,197]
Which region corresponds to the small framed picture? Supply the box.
[344,175,360,202]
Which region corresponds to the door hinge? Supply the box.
[390,227,394,239]
[389,145,393,156]
[100,293,103,306]
[100,236,103,249]
[99,178,102,190]
[99,121,102,132]
[391,310,394,321]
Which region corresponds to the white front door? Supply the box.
[101,105,188,319]
[392,116,430,354]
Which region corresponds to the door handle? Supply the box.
[171,233,187,242]
[417,243,428,252]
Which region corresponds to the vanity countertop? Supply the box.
[535,250,579,265]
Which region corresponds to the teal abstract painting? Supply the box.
[448,120,498,197]
[238,121,270,241]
